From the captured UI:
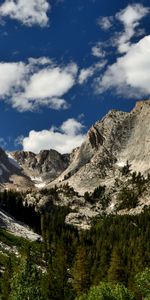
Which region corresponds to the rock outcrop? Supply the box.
[12,149,70,187]
[0,148,34,189]
[49,100,150,194]
[0,100,150,193]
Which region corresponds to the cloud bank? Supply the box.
[22,118,85,154]
[97,36,150,98]
[95,3,150,99]
[0,0,50,27]
[116,4,149,53]
[0,57,78,111]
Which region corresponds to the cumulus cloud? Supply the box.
[97,16,113,31]
[93,3,150,99]
[22,118,85,154]
[96,35,150,98]
[0,57,78,111]
[116,4,149,53]
[97,4,149,54]
[78,67,94,84]
[91,42,106,58]
[79,61,107,85]
[0,0,50,27]
[0,62,26,97]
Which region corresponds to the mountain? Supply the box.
[0,147,70,189]
[0,148,34,189]
[0,100,150,195]
[48,100,150,194]
[0,101,150,299]
[12,149,69,188]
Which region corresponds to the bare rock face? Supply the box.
[12,149,70,188]
[49,100,150,194]
[0,148,33,189]
[1,100,150,194]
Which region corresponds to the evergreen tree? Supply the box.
[72,246,90,296]
[107,246,126,284]
[9,256,42,300]
[1,258,13,300]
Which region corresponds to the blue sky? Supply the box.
[0,0,150,153]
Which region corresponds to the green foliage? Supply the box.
[40,186,58,197]
[121,161,131,176]
[0,190,41,233]
[72,246,90,296]
[107,247,126,284]
[92,185,106,199]
[76,282,135,300]
[116,187,139,210]
[84,185,109,209]
[0,190,150,299]
[60,183,78,197]
[0,258,13,300]
[9,255,42,300]
[135,268,150,299]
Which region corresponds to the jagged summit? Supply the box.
[0,148,34,189]
[47,100,150,194]
[0,148,70,189]
[0,100,150,192]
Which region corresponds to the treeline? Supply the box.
[0,188,150,299]
[0,190,41,233]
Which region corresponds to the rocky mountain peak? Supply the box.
[134,99,150,112]
[48,100,150,194]
[11,149,70,188]
[0,100,150,194]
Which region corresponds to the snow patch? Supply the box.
[116,161,126,167]
[109,203,115,210]
[35,182,46,188]
[30,176,46,189]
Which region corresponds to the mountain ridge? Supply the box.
[0,100,150,193]
[48,99,150,194]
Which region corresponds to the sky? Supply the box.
[0,0,150,153]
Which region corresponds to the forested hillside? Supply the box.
[0,189,150,299]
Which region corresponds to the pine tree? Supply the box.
[107,246,126,284]
[72,246,90,296]
[9,255,42,300]
[1,258,13,300]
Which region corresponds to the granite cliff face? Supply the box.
[0,148,69,189]
[0,148,34,189]
[0,100,150,193]
[12,150,69,188]
[0,100,150,229]
[48,100,150,194]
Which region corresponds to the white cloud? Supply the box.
[25,65,77,99]
[22,118,85,154]
[0,58,78,111]
[79,61,107,85]
[0,62,26,97]
[96,35,150,98]
[0,0,50,27]
[116,4,149,53]
[93,3,150,99]
[97,16,113,31]
[91,42,106,58]
[78,67,94,84]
